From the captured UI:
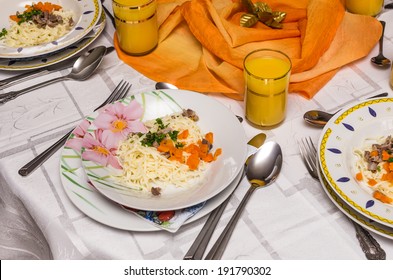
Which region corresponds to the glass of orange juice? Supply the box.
[112,0,158,56]
[345,0,383,16]
[244,49,292,127]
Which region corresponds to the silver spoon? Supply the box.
[155,81,178,90]
[183,132,266,260]
[204,141,283,259]
[303,92,388,128]
[0,46,107,105]
[155,81,244,122]
[371,21,391,67]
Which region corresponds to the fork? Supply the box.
[298,137,386,260]
[18,80,131,177]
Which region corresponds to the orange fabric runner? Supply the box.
[114,0,381,100]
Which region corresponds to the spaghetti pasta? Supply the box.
[0,3,74,47]
[115,111,221,195]
[354,135,393,205]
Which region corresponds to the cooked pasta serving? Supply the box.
[354,135,393,205]
[0,2,74,47]
[115,109,222,195]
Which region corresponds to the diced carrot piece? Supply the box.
[368,179,378,186]
[213,148,222,159]
[373,190,393,204]
[9,15,20,22]
[370,150,379,157]
[387,172,393,182]
[202,153,214,162]
[205,132,213,144]
[178,129,189,140]
[355,172,363,181]
[382,150,390,161]
[187,154,200,170]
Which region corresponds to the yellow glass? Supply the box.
[345,0,383,16]
[113,0,158,56]
[244,49,291,127]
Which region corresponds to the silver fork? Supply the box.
[298,137,386,260]
[18,80,131,177]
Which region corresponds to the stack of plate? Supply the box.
[59,89,248,231]
[317,97,393,239]
[0,0,104,71]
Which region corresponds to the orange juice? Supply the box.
[345,0,383,16]
[244,49,291,127]
[113,0,158,55]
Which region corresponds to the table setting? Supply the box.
[2,0,393,262]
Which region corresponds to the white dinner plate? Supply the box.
[0,10,105,71]
[318,167,393,240]
[59,114,245,231]
[81,90,248,211]
[318,98,393,227]
[0,0,101,58]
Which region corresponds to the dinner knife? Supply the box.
[0,46,115,90]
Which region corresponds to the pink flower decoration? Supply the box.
[65,119,91,152]
[81,129,122,169]
[93,100,147,147]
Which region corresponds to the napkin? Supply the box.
[114,0,382,99]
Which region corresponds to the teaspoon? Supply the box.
[303,92,388,128]
[371,21,391,67]
[204,141,283,259]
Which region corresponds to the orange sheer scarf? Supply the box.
[114,0,381,99]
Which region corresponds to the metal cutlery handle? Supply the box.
[184,189,233,260]
[205,186,256,260]
[184,169,246,260]
[0,76,65,105]
[0,69,51,90]
[18,131,72,176]
[352,221,386,260]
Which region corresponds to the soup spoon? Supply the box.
[303,92,388,128]
[205,141,283,259]
[0,45,107,105]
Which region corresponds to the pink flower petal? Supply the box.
[82,150,109,166]
[102,130,125,148]
[93,113,116,130]
[65,138,84,152]
[123,100,144,119]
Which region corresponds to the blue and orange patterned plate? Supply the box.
[318,97,393,228]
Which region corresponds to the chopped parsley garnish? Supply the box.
[140,118,181,147]
[16,9,43,25]
[0,28,7,38]
[141,132,166,147]
[168,130,179,141]
[155,118,168,130]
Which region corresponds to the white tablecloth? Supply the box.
[2,2,393,260]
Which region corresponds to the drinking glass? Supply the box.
[112,0,158,56]
[345,0,383,16]
[244,49,292,127]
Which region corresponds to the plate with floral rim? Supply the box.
[0,10,105,71]
[0,0,101,59]
[318,98,393,228]
[80,89,248,211]
[59,115,245,231]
